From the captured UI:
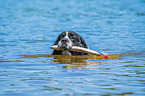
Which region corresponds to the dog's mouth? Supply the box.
[61,50,71,55]
[58,42,72,55]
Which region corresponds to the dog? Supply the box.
[52,31,88,55]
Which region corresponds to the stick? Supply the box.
[50,45,108,58]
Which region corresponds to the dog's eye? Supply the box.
[70,34,76,39]
[72,39,76,43]
[59,34,65,39]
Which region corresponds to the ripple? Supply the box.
[0,0,145,95]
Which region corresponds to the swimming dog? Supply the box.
[52,31,88,55]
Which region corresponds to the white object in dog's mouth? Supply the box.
[50,45,101,56]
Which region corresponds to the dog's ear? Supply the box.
[53,32,66,45]
[54,35,61,45]
[78,36,88,48]
[72,32,88,48]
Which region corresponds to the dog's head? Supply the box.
[52,31,88,55]
[54,31,88,49]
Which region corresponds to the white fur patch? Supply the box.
[65,31,73,49]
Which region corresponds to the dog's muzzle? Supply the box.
[58,38,72,49]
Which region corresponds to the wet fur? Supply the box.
[52,31,88,55]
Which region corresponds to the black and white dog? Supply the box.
[52,31,88,55]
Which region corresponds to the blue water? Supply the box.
[0,0,145,96]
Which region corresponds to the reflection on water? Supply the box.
[0,52,145,95]
[0,0,145,95]
[19,51,144,69]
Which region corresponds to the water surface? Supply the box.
[0,0,145,96]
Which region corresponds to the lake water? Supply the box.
[0,0,145,96]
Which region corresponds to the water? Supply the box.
[0,0,145,95]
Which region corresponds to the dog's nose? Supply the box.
[61,38,69,43]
